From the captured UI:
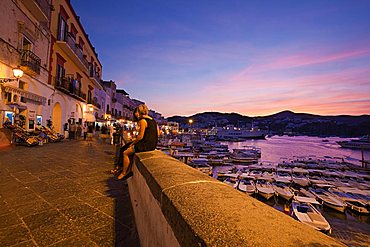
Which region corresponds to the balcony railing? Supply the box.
[89,66,101,82]
[60,32,89,70]
[20,50,41,75]
[87,99,101,109]
[54,76,86,102]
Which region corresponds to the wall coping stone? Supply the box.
[134,150,344,247]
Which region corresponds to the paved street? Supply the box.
[0,138,140,247]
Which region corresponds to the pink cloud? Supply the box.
[233,46,370,79]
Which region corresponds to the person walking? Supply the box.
[83,123,88,140]
[76,123,82,140]
[69,121,76,140]
[109,124,115,145]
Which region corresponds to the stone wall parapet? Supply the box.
[128,150,344,247]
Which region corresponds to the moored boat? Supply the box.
[336,135,370,150]
[272,182,293,201]
[345,200,369,214]
[256,179,275,200]
[291,199,331,234]
[292,174,310,187]
[237,177,256,195]
[229,148,259,163]
[310,189,346,213]
[217,173,238,188]
[212,125,266,141]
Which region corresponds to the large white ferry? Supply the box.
[337,136,370,150]
[210,125,266,141]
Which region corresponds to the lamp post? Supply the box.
[188,119,193,133]
[0,66,24,84]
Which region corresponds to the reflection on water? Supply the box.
[223,135,370,166]
[217,136,369,246]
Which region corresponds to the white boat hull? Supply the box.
[274,187,293,201]
[291,201,331,233]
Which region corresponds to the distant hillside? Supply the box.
[166,110,370,137]
[167,112,252,127]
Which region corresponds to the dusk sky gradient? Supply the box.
[71,0,370,117]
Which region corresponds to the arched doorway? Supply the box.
[52,102,62,133]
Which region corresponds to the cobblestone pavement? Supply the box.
[0,139,140,247]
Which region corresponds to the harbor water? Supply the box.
[218,136,370,246]
[223,135,370,166]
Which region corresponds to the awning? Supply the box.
[7,103,27,111]
[3,86,46,105]
[85,112,96,122]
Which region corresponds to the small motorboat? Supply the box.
[272,182,293,201]
[292,174,310,187]
[346,200,369,214]
[237,177,256,195]
[256,179,275,200]
[299,188,316,199]
[229,149,259,163]
[291,198,331,234]
[260,171,276,182]
[275,171,292,184]
[217,173,238,188]
[189,158,213,176]
[310,189,346,213]
[248,170,262,180]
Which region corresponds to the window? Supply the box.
[78,38,85,51]
[57,15,68,41]
[70,23,78,40]
[19,81,26,89]
[56,64,65,81]
[6,93,11,102]
[22,36,32,51]
[56,53,66,85]
[88,90,92,103]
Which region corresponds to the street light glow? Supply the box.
[12,67,24,78]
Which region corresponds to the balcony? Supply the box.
[20,50,41,76]
[89,66,102,88]
[21,0,50,23]
[56,32,89,73]
[87,98,101,109]
[54,77,86,102]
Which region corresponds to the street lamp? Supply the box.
[188,119,193,132]
[0,66,24,84]
[12,67,24,78]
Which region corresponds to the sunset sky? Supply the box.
[71,0,370,117]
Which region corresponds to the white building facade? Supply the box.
[0,0,54,131]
